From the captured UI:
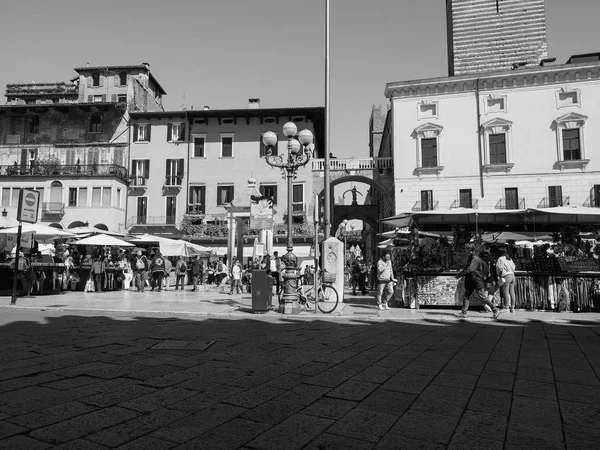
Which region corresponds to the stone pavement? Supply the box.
[0,289,599,449]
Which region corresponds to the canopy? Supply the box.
[481,231,553,244]
[130,234,211,257]
[68,226,130,237]
[0,217,19,228]
[0,223,76,241]
[73,234,134,247]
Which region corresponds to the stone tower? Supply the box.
[446,0,548,76]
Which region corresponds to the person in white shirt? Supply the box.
[229,260,242,295]
[376,252,396,310]
[270,251,282,295]
[496,247,517,313]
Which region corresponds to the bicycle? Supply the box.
[293,269,339,313]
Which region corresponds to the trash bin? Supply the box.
[252,270,272,313]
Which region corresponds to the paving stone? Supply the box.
[560,400,600,429]
[7,400,97,429]
[477,370,515,391]
[553,367,600,387]
[373,356,414,370]
[381,372,434,395]
[126,364,183,381]
[276,383,330,406]
[305,432,375,450]
[29,406,139,445]
[168,384,245,413]
[557,382,600,405]
[515,365,555,384]
[351,364,399,384]
[80,384,157,407]
[0,434,53,449]
[290,361,332,376]
[118,387,197,413]
[40,375,102,391]
[410,385,471,417]
[327,409,397,443]
[86,408,190,447]
[301,397,357,420]
[513,379,557,400]
[432,371,478,390]
[325,380,379,402]
[447,435,503,450]
[0,420,28,439]
[518,357,553,370]
[222,385,286,409]
[375,433,446,449]
[304,370,350,388]
[53,439,109,449]
[467,388,512,417]
[0,385,97,417]
[139,369,198,388]
[176,417,271,450]
[0,372,63,393]
[453,410,507,442]
[150,403,246,444]
[55,362,117,378]
[563,424,600,450]
[263,372,310,390]
[247,413,335,450]
[357,389,416,417]
[505,422,565,450]
[510,395,562,429]
[389,409,459,445]
[113,435,176,449]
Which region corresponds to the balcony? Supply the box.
[164,175,183,187]
[311,157,393,172]
[495,197,526,210]
[130,176,148,187]
[127,216,179,227]
[412,200,439,212]
[187,204,206,214]
[450,199,478,209]
[1,163,128,182]
[42,202,65,214]
[284,202,306,216]
[538,196,570,208]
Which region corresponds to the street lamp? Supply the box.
[262,122,314,314]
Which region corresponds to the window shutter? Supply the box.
[166,160,170,178]
[144,160,150,177]
[133,124,138,142]
[167,123,172,142]
[147,124,151,142]
[20,149,27,168]
[99,75,104,87]
[102,94,106,102]
[177,159,184,176]
[131,161,137,177]
[179,124,186,141]
[87,76,92,88]
[111,94,117,102]
[87,95,93,102]
[114,148,123,166]
[114,75,119,86]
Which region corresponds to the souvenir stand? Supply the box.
[382,207,600,311]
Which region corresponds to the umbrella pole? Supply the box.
[10,222,23,305]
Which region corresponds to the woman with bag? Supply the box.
[496,247,517,313]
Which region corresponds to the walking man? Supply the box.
[270,251,282,295]
[456,244,502,319]
[190,256,202,291]
[175,256,187,291]
[133,250,148,292]
[376,252,397,310]
[150,251,166,292]
[229,259,242,295]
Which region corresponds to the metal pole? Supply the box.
[324,0,331,238]
[287,141,293,253]
[10,222,23,305]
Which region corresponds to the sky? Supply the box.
[1,0,600,159]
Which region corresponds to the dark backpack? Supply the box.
[480,258,490,282]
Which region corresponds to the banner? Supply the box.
[250,195,274,230]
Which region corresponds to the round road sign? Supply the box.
[25,193,36,207]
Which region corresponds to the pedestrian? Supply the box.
[175,256,187,291]
[91,257,105,292]
[456,244,501,319]
[229,259,242,294]
[162,257,173,290]
[150,251,166,291]
[120,254,133,290]
[480,247,499,313]
[133,250,149,292]
[9,250,31,296]
[369,262,377,290]
[270,251,282,294]
[190,256,202,291]
[496,247,517,313]
[375,252,397,310]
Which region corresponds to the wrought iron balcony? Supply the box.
[311,157,393,172]
[412,200,439,212]
[1,163,128,182]
[450,199,478,209]
[495,197,526,210]
[130,176,148,187]
[187,204,206,214]
[164,175,183,187]
[538,196,570,208]
[42,202,65,214]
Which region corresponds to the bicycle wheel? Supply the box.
[304,286,317,306]
[317,285,339,313]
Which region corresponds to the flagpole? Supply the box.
[324,0,331,238]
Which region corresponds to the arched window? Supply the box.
[50,181,63,204]
[94,223,108,231]
[30,115,40,134]
[68,221,86,229]
[89,113,103,133]
[48,223,63,229]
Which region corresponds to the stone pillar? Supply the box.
[235,217,244,264]
[227,214,236,265]
[321,237,345,304]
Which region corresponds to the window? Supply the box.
[593,185,600,208]
[217,185,234,206]
[553,112,588,170]
[117,94,127,103]
[92,187,101,207]
[489,133,507,164]
[505,188,519,210]
[481,117,513,173]
[292,184,304,213]
[78,187,87,207]
[116,188,121,209]
[119,71,127,86]
[92,72,100,87]
[134,123,151,142]
[167,123,185,142]
[1,188,10,206]
[68,188,77,207]
[166,197,176,224]
[260,184,278,205]
[421,190,434,211]
[188,185,206,213]
[11,189,19,207]
[193,136,205,157]
[548,186,563,207]
[102,187,111,207]
[165,159,184,186]
[93,95,104,103]
[29,115,39,134]
[459,189,472,208]
[89,113,102,133]
[221,135,234,157]
[421,138,437,168]
[131,159,150,186]
[562,129,581,160]
[137,197,147,224]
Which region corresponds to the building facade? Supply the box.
[127,103,325,240]
[382,58,600,215]
[0,64,165,231]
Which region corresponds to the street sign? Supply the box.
[17,189,40,224]
[250,195,274,230]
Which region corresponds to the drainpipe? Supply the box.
[186,112,192,227]
[124,115,131,233]
[475,79,485,198]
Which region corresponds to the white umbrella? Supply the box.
[74,234,134,247]
[0,217,19,228]
[1,223,76,241]
[68,226,130,237]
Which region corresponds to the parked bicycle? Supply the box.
[280,268,339,313]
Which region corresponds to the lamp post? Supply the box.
[262,122,314,314]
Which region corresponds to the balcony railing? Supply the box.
[412,200,439,212]
[311,157,393,172]
[2,163,128,182]
[127,216,179,227]
[42,202,65,214]
[495,197,526,210]
[164,175,183,187]
[450,199,479,209]
[130,176,148,187]
[284,202,306,216]
[187,204,206,214]
[538,196,570,208]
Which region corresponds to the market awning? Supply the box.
[0,223,76,241]
[73,234,134,247]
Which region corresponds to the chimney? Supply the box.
[203,105,210,110]
[248,98,260,109]
[142,62,150,69]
